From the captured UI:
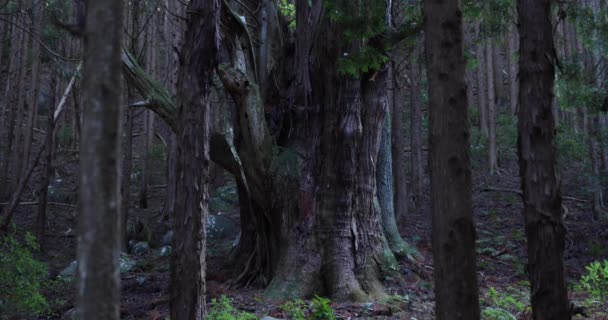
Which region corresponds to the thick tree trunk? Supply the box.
[76,0,123,318]
[170,0,218,318]
[517,0,571,318]
[424,0,480,318]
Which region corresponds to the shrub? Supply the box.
[0,232,49,319]
[576,260,608,302]
[310,295,336,320]
[481,286,529,320]
[208,295,257,320]
[280,299,306,320]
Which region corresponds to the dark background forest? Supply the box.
[0,0,607,319]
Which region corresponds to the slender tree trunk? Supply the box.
[517,0,571,318]
[161,0,185,222]
[121,93,134,246]
[410,40,424,206]
[22,0,45,172]
[36,87,55,249]
[76,0,123,318]
[492,39,505,104]
[487,39,499,174]
[425,0,480,318]
[507,27,518,115]
[139,110,151,208]
[12,21,31,181]
[170,0,218,318]
[391,61,409,219]
[378,112,414,258]
[477,35,488,136]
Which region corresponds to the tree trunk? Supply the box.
[76,0,123,318]
[378,112,416,259]
[492,39,505,104]
[507,27,518,115]
[410,40,424,206]
[138,110,152,208]
[424,0,480,318]
[487,39,499,174]
[476,34,488,136]
[160,0,185,222]
[36,77,56,249]
[517,0,571,318]
[22,0,45,173]
[170,0,218,318]
[12,20,31,182]
[391,61,409,219]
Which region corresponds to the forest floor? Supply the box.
[10,152,608,319]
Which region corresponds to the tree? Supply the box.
[124,0,419,300]
[169,0,218,317]
[76,0,123,319]
[424,0,480,318]
[517,0,571,318]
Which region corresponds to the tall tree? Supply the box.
[487,39,499,174]
[410,40,424,206]
[76,0,123,319]
[424,0,480,318]
[517,0,571,318]
[170,0,218,317]
[124,0,419,299]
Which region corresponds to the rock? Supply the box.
[162,230,173,246]
[59,260,78,278]
[159,245,172,257]
[132,241,150,256]
[261,317,284,320]
[207,214,238,240]
[128,239,137,250]
[120,254,136,273]
[58,255,135,279]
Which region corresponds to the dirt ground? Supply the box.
[9,149,608,319]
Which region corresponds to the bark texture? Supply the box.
[424,0,480,318]
[169,0,219,318]
[517,0,571,318]
[76,0,123,318]
[410,41,424,206]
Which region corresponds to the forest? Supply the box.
[0,0,607,319]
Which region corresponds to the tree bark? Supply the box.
[76,0,123,318]
[487,39,499,174]
[378,112,415,259]
[391,60,409,220]
[517,0,571,318]
[476,29,488,136]
[170,0,219,318]
[507,27,518,115]
[410,40,424,206]
[22,0,45,173]
[424,0,480,318]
